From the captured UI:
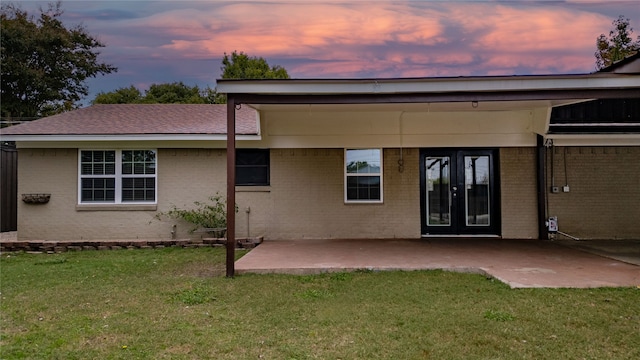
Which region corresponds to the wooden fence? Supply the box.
[1,143,18,232]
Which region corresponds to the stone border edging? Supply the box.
[0,237,263,253]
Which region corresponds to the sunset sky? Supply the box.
[14,0,640,102]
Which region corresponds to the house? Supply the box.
[1,56,639,243]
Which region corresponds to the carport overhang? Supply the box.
[218,73,640,276]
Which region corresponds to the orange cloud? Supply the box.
[154,2,444,58]
[463,4,611,52]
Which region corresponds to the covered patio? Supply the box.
[219,68,640,277]
[235,238,640,288]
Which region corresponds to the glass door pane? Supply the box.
[426,157,451,226]
[464,156,490,226]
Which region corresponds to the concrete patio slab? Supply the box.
[235,238,640,288]
[555,239,640,266]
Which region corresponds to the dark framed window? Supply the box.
[236,149,270,186]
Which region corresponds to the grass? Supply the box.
[1,247,639,359]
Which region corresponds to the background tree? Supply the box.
[93,52,289,104]
[1,1,117,119]
[220,51,289,80]
[92,82,213,105]
[212,51,290,103]
[92,86,143,104]
[142,82,208,104]
[595,15,640,70]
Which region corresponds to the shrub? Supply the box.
[155,193,238,233]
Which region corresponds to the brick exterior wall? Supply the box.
[15,147,421,241]
[157,149,227,239]
[264,148,421,239]
[16,148,229,241]
[546,146,640,240]
[164,148,423,240]
[499,147,539,239]
[14,146,638,241]
[17,149,78,240]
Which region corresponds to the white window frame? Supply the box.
[78,149,157,205]
[344,148,383,203]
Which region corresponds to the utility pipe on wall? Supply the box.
[246,206,251,239]
[398,111,405,173]
[536,135,548,240]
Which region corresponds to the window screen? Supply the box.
[236,149,270,186]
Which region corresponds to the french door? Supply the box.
[420,149,500,235]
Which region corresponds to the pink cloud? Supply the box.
[40,0,639,98]
[466,5,611,52]
[154,2,444,59]
[138,1,623,77]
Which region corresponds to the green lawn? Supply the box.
[1,247,639,359]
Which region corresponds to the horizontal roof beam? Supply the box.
[229,88,640,105]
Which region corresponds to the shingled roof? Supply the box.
[0,104,259,136]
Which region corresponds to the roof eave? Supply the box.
[216,73,639,96]
[546,133,640,146]
[1,134,261,142]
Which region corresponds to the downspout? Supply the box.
[536,135,548,240]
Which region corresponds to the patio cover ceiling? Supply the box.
[220,72,640,148]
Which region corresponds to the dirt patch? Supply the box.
[178,261,227,277]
